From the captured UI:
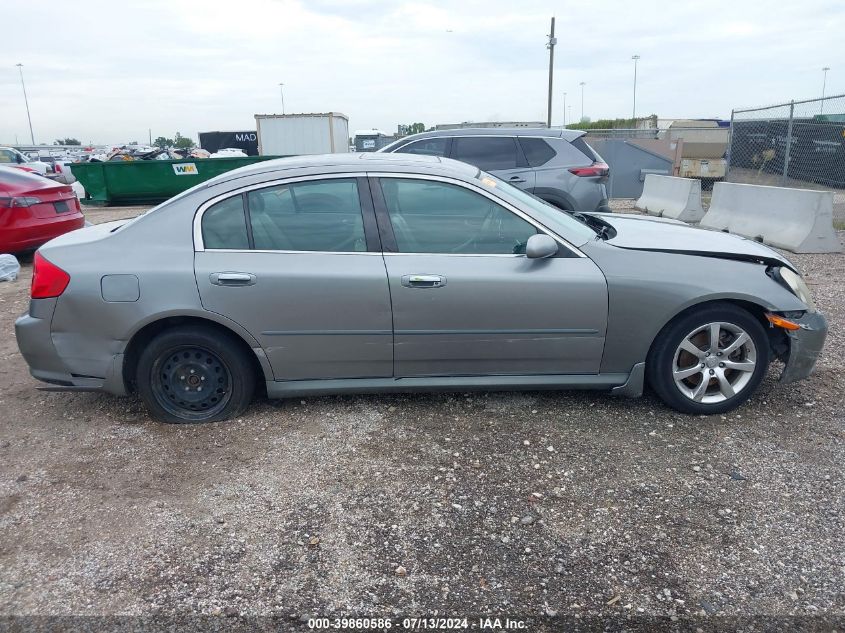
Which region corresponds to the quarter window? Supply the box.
[247,178,366,252]
[399,137,449,157]
[519,138,557,167]
[451,137,519,171]
[201,195,250,250]
[380,178,538,255]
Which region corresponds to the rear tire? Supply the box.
[136,326,256,423]
[647,303,769,415]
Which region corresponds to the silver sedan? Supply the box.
[15,154,827,423]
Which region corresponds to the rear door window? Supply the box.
[451,137,519,171]
[519,138,557,167]
[247,178,366,252]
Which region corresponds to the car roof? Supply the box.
[381,127,586,144]
[201,152,481,188]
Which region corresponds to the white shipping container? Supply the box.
[255,113,350,156]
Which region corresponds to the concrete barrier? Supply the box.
[634,175,704,223]
[699,182,842,254]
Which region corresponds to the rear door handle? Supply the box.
[210,272,257,286]
[401,274,446,288]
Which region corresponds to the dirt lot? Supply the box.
[0,205,843,629]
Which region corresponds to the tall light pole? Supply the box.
[562,92,567,127]
[546,17,556,128]
[279,83,286,115]
[16,63,35,145]
[579,81,586,122]
[631,55,640,124]
[821,67,830,114]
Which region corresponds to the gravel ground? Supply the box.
[0,203,843,630]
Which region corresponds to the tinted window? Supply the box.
[520,138,556,167]
[570,137,602,162]
[399,137,449,157]
[451,137,518,171]
[202,195,249,250]
[248,178,366,252]
[380,178,538,255]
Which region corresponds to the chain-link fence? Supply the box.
[727,95,845,198]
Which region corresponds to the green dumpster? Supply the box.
[69,156,286,205]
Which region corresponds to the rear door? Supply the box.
[371,175,607,378]
[449,136,536,191]
[194,176,393,381]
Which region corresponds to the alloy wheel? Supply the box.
[672,321,757,404]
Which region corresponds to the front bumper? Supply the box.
[15,299,127,395]
[779,311,828,384]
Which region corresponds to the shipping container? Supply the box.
[255,113,350,155]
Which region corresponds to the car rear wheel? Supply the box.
[136,326,255,423]
[647,304,769,415]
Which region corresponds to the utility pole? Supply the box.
[631,55,640,124]
[562,92,567,127]
[149,128,152,145]
[579,81,586,122]
[279,83,286,115]
[16,63,35,145]
[546,17,556,128]
[821,67,830,114]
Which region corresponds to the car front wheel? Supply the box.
[136,326,256,423]
[648,304,770,415]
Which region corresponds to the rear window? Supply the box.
[0,166,47,186]
[519,138,556,167]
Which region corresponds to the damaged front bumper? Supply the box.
[778,311,828,384]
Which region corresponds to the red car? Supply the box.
[0,166,85,253]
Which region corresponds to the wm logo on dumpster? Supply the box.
[173,163,198,175]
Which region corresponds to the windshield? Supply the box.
[476,172,597,245]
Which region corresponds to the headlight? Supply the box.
[778,267,817,312]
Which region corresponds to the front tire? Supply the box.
[647,303,769,415]
[136,326,256,423]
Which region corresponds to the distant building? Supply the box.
[354,129,394,152]
[434,121,546,131]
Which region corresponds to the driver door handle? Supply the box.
[401,274,446,289]
[509,176,527,184]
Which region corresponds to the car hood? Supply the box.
[598,214,797,272]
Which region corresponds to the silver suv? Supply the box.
[378,128,610,213]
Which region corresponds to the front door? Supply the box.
[372,176,608,378]
[194,176,393,381]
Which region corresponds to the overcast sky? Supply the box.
[1,0,843,145]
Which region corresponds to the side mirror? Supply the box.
[526,234,558,259]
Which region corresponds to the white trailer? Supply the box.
[254,113,350,155]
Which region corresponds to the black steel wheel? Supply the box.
[137,326,256,423]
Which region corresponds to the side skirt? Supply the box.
[265,372,637,399]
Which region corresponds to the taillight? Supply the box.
[569,162,609,178]
[8,196,41,208]
[55,163,63,173]
[31,252,70,299]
